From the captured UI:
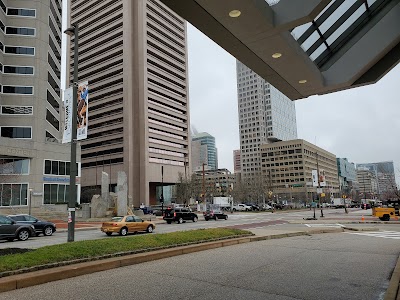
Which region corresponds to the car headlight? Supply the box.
[30,225,35,230]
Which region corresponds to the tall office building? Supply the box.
[191,132,217,171]
[357,161,396,195]
[69,0,189,206]
[236,61,297,179]
[0,0,81,214]
[336,158,357,194]
[233,149,241,174]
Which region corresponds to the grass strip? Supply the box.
[0,228,251,273]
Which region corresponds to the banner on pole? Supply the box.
[77,81,89,140]
[62,87,73,143]
[62,81,89,143]
[312,170,318,187]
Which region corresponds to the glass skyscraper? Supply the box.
[192,132,218,170]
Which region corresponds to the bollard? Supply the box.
[361,215,365,222]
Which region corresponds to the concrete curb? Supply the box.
[0,228,344,293]
[384,254,400,300]
[342,227,376,231]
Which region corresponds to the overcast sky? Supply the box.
[187,24,400,181]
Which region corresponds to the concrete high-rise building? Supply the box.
[191,139,208,172]
[0,0,82,214]
[336,158,357,196]
[69,0,189,206]
[191,132,217,171]
[357,161,396,196]
[237,61,297,179]
[260,139,339,203]
[356,168,378,198]
[233,149,241,174]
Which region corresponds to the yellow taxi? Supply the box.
[101,215,155,236]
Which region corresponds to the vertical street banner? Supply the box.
[77,81,89,140]
[312,170,318,187]
[62,81,89,143]
[319,169,326,186]
[62,87,73,144]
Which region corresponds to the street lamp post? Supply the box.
[202,163,206,211]
[64,24,79,242]
[28,188,33,215]
[315,151,324,218]
[161,165,164,215]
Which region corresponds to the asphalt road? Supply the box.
[0,231,398,300]
[1,208,398,249]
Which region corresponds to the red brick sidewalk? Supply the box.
[49,220,102,230]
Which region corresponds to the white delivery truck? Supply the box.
[213,197,232,210]
[331,198,345,208]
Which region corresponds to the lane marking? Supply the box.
[346,231,400,240]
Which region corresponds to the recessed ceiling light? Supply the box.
[299,80,307,84]
[272,53,282,59]
[229,10,241,18]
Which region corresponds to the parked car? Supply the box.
[0,215,36,241]
[232,204,252,211]
[101,215,155,236]
[362,203,371,209]
[203,209,228,221]
[163,207,198,224]
[7,214,56,236]
[139,206,153,215]
[261,204,273,210]
[246,204,260,211]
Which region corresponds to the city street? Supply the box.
[0,229,398,300]
[1,208,399,249]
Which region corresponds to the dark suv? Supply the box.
[163,207,198,224]
[7,214,56,236]
[0,215,36,241]
[203,209,228,221]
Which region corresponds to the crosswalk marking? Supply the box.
[346,231,400,240]
[305,224,344,228]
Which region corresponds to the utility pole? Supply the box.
[161,165,164,215]
[316,151,324,217]
[64,24,79,243]
[202,163,205,211]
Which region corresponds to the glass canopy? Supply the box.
[291,0,390,68]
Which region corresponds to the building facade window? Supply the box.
[2,85,33,94]
[3,65,34,75]
[1,106,33,115]
[0,126,32,138]
[46,109,59,130]
[44,159,79,176]
[0,183,28,206]
[5,26,35,36]
[4,46,34,55]
[0,158,30,174]
[7,8,36,17]
[43,184,68,204]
